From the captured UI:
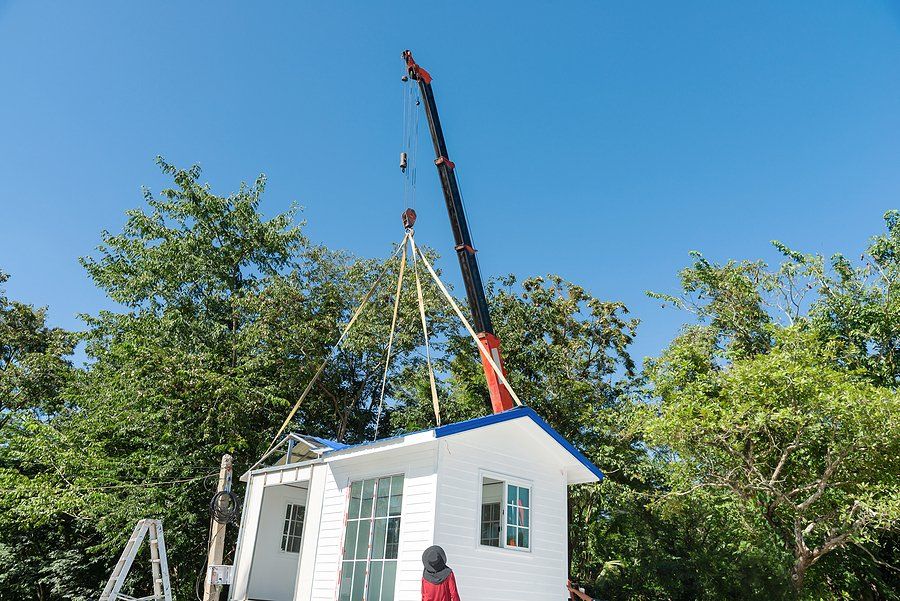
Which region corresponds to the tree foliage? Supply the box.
[0,159,451,600]
[1,160,897,601]
[645,212,900,597]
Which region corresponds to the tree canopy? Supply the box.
[1,161,897,600]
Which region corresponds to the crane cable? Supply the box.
[409,233,524,408]
[373,240,408,439]
[410,232,442,427]
[401,77,420,212]
[401,78,410,211]
[264,232,410,455]
[263,229,523,455]
[373,231,443,440]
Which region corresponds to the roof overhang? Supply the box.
[434,407,603,484]
[248,407,603,485]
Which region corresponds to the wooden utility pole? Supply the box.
[203,454,233,601]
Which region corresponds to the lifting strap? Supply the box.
[411,234,441,426]
[264,233,410,454]
[373,241,408,438]
[409,234,524,407]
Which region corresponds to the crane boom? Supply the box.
[402,49,515,414]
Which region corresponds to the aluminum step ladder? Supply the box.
[99,519,172,601]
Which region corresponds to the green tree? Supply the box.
[1,159,452,599]
[0,270,75,428]
[0,270,83,601]
[646,214,900,597]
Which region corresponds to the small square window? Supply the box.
[480,476,531,551]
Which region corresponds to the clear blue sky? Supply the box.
[2,1,900,366]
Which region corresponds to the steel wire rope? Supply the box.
[410,85,420,211]
[402,77,412,211]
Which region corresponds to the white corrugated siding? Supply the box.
[433,421,570,601]
[308,442,438,601]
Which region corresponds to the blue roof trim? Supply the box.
[319,430,413,457]
[434,407,604,481]
[309,436,349,450]
[308,408,602,482]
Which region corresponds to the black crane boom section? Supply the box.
[403,50,494,336]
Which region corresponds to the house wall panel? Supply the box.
[433,422,570,601]
[308,443,438,601]
[246,484,308,600]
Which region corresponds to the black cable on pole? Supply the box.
[210,490,241,524]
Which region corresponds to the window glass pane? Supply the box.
[355,520,371,560]
[507,508,516,526]
[507,484,517,506]
[380,561,397,601]
[343,521,358,560]
[520,506,529,528]
[385,517,400,559]
[375,479,390,517]
[351,561,367,601]
[519,487,530,508]
[342,476,403,601]
[366,561,383,601]
[372,519,387,560]
[349,481,363,519]
[480,502,500,547]
[507,525,518,547]
[480,478,503,547]
[281,503,305,553]
[339,562,354,601]
[388,493,402,517]
[375,496,388,517]
[360,479,376,519]
[518,528,529,548]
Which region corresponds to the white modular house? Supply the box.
[229,407,603,601]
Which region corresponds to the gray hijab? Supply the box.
[422,545,452,584]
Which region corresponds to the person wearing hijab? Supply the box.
[421,545,461,601]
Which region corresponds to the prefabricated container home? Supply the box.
[229,407,603,601]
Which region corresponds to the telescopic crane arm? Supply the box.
[402,49,515,414]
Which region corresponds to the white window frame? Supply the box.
[476,470,533,553]
[480,497,502,547]
[280,500,306,554]
[337,473,405,601]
